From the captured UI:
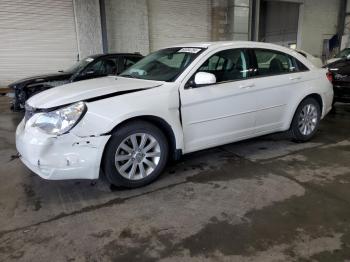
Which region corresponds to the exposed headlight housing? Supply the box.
[31,102,86,135]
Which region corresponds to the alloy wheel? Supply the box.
[114,133,161,180]
[298,104,318,136]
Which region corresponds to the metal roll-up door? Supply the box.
[0,0,78,86]
[148,0,211,51]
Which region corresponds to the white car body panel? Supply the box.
[16,118,110,180]
[296,49,323,68]
[16,41,334,180]
[72,84,184,147]
[27,76,164,109]
[180,79,257,152]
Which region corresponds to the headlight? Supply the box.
[32,102,86,135]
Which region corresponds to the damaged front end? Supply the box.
[16,102,110,180]
[10,78,70,111]
[11,85,34,111]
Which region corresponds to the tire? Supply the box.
[103,120,169,188]
[289,97,321,142]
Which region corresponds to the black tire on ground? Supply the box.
[103,120,169,188]
[289,97,321,142]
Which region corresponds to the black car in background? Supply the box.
[326,58,350,104]
[9,53,143,111]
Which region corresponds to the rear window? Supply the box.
[294,58,309,72]
[254,49,297,76]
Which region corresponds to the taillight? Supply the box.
[326,71,333,82]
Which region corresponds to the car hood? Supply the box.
[27,76,164,109]
[8,72,72,88]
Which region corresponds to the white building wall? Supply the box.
[73,0,103,59]
[227,0,251,41]
[105,0,150,55]
[298,0,340,57]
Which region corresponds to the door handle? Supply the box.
[239,83,255,89]
[289,76,302,80]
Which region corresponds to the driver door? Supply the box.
[180,48,257,153]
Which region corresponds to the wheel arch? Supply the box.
[306,93,323,112]
[287,93,323,130]
[104,115,181,161]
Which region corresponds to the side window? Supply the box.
[123,56,141,70]
[254,49,296,76]
[294,58,309,72]
[84,58,117,75]
[197,49,250,83]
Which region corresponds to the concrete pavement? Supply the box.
[0,96,350,261]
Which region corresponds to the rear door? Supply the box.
[249,48,308,134]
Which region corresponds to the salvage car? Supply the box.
[326,58,350,104]
[326,48,350,65]
[9,53,143,111]
[16,41,334,188]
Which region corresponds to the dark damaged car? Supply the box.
[9,53,143,111]
[326,58,350,104]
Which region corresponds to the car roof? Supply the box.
[171,41,293,52]
[88,53,143,58]
[170,41,316,70]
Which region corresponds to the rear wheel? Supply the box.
[290,97,321,142]
[103,121,169,188]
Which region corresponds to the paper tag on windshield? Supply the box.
[85,58,94,62]
[178,48,201,54]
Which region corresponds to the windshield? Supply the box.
[335,48,350,58]
[120,47,204,82]
[64,57,95,74]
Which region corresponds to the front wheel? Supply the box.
[103,121,169,188]
[289,97,321,142]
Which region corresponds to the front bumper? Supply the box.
[16,119,110,180]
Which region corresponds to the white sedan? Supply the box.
[16,41,334,188]
[295,49,323,68]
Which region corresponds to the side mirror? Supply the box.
[194,72,216,86]
[346,54,350,60]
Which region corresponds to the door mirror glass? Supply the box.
[194,72,216,86]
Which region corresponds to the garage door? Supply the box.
[148,0,211,51]
[0,0,78,86]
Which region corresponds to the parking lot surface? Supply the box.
[0,96,350,261]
